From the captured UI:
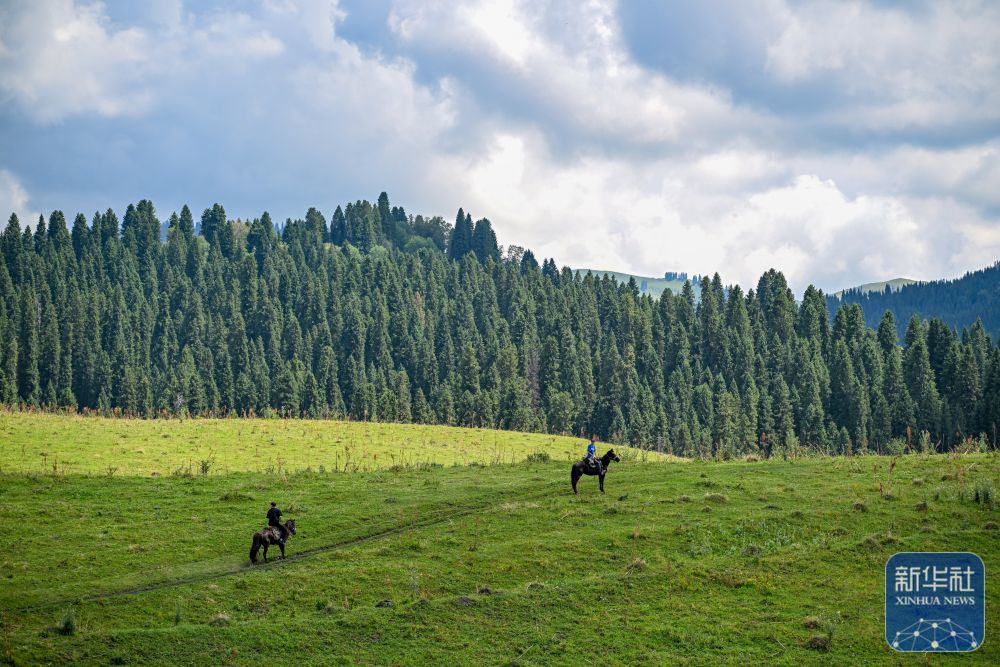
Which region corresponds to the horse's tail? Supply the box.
[250,533,262,563]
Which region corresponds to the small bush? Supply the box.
[983,521,998,531]
[207,612,230,627]
[525,451,551,464]
[853,501,868,512]
[914,499,928,512]
[860,531,901,550]
[743,544,762,557]
[802,616,822,629]
[625,558,646,575]
[704,492,728,503]
[972,479,996,509]
[912,478,924,486]
[58,608,76,636]
[526,581,545,591]
[804,635,831,651]
[677,495,691,503]
[701,505,713,513]
[790,510,804,519]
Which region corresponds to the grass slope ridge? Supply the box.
[1,416,996,665]
[575,268,691,299]
[0,412,667,476]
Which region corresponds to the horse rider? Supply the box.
[267,501,287,544]
[585,435,604,474]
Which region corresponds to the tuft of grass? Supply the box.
[677,495,691,503]
[174,600,182,626]
[860,531,901,551]
[701,505,713,513]
[57,608,76,636]
[914,499,928,512]
[219,488,253,502]
[703,492,728,503]
[983,521,998,531]
[802,616,822,629]
[804,635,831,651]
[624,558,646,575]
[970,479,995,509]
[912,477,925,486]
[524,451,550,464]
[526,581,546,591]
[852,501,867,512]
[207,612,230,627]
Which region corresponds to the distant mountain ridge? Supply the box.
[831,278,921,298]
[574,269,696,299]
[828,261,1000,341]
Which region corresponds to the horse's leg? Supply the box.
[571,467,579,494]
[263,542,269,562]
[599,473,605,493]
[280,541,286,559]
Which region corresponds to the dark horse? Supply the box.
[571,449,620,494]
[249,519,296,563]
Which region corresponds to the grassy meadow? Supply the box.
[0,413,997,665]
[0,413,667,476]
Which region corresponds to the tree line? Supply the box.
[829,261,1000,344]
[1,194,997,456]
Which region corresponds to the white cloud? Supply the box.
[765,1,1000,129]
[0,0,996,295]
[0,0,155,122]
[0,169,39,228]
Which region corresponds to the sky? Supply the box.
[0,0,998,294]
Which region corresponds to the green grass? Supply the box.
[0,412,667,476]
[0,417,997,665]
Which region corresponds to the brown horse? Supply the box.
[249,519,296,563]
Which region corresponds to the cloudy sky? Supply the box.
[1,0,998,293]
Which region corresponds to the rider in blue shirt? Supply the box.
[585,436,603,473]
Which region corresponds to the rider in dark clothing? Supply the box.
[267,502,287,544]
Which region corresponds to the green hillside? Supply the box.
[832,278,921,298]
[574,268,692,299]
[2,415,996,665]
[0,413,667,476]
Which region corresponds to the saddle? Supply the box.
[582,458,603,473]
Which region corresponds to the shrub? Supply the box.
[525,451,551,464]
[972,479,996,509]
[208,612,230,627]
[703,492,728,503]
[625,558,647,575]
[885,438,907,456]
[58,608,76,636]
